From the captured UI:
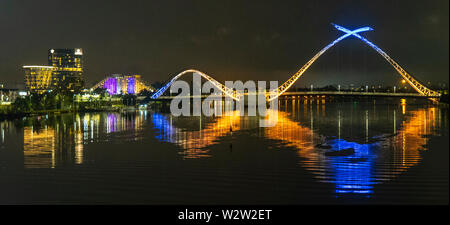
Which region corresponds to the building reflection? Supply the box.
[22,111,146,168]
[0,120,13,145]
[23,126,56,168]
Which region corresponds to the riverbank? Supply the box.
[0,105,133,120]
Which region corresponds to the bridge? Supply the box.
[150,91,437,100]
[150,23,441,102]
[279,91,438,98]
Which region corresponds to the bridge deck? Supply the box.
[281,91,436,98]
[150,91,437,100]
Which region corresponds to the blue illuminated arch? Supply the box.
[150,24,440,101]
[331,24,439,97]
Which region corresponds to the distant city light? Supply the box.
[18,91,28,96]
[75,48,83,55]
[23,65,55,69]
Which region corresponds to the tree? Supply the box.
[12,97,32,113]
[93,87,108,95]
[123,94,137,106]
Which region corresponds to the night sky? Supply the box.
[0,0,448,88]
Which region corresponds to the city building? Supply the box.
[23,66,57,93]
[23,48,84,93]
[48,48,83,68]
[99,74,152,95]
[0,88,20,105]
[48,49,84,91]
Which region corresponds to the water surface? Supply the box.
[0,98,448,204]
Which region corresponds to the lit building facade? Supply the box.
[23,66,57,93]
[48,48,84,91]
[101,74,150,95]
[23,48,84,93]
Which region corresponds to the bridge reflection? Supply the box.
[151,100,443,196]
[2,100,443,197]
[152,111,245,159]
[267,107,439,195]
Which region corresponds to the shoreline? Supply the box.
[0,107,137,120]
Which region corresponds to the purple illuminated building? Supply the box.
[103,77,118,95]
[101,74,145,95]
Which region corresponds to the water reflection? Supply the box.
[267,100,441,196]
[152,111,246,159]
[23,126,57,168]
[150,99,444,197]
[0,99,446,199]
[19,111,147,168]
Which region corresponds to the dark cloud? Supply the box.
[0,0,448,88]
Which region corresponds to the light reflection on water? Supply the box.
[0,99,447,199]
[152,111,244,159]
[150,99,444,197]
[8,111,149,168]
[279,99,442,196]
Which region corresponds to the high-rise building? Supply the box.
[48,48,84,91]
[48,48,83,68]
[23,48,84,93]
